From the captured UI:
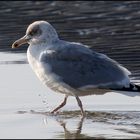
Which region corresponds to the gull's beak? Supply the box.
[12,35,30,48]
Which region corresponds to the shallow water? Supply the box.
[0,52,140,139]
[1,1,140,139]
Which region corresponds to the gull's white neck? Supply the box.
[28,43,45,60]
[27,38,63,63]
[27,42,49,74]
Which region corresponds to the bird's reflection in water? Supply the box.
[20,110,140,139]
[56,116,88,139]
[41,111,105,139]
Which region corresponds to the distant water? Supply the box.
[0,1,140,79]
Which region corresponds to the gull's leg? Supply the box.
[75,95,85,117]
[51,95,68,114]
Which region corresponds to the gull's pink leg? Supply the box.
[51,95,68,113]
[75,96,85,117]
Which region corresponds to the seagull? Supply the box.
[12,20,140,117]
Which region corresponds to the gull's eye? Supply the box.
[27,25,41,37]
[28,28,38,36]
[29,31,34,36]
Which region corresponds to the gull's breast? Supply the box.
[27,47,75,96]
[27,47,50,84]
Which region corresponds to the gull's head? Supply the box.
[12,20,58,48]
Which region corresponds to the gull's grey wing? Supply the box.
[39,43,131,89]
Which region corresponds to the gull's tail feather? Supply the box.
[110,83,140,92]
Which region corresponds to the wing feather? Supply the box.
[39,43,130,89]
